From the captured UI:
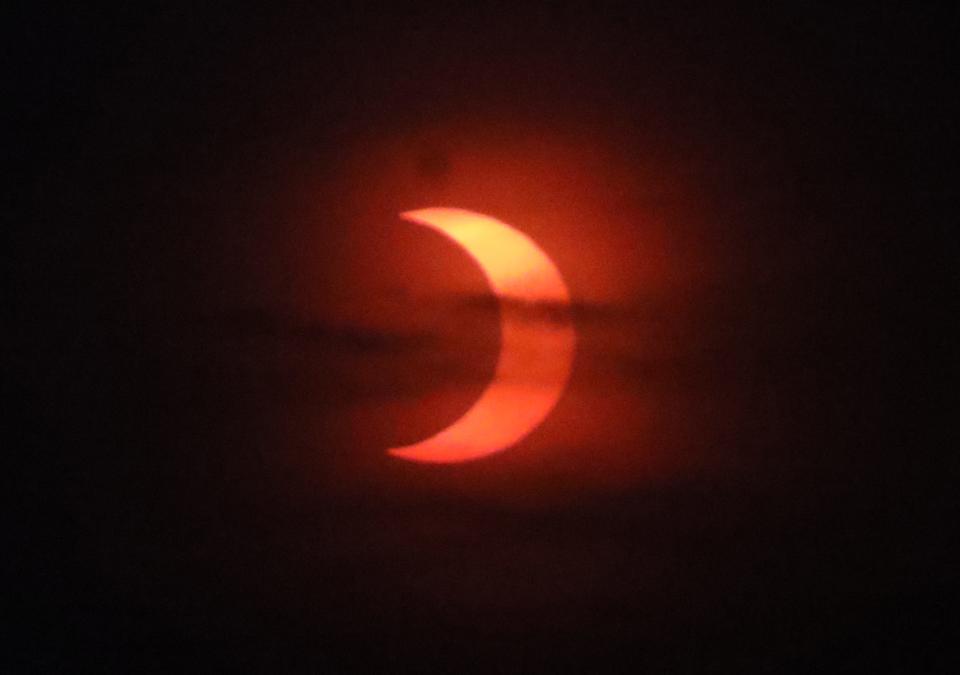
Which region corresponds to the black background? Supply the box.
[9,3,956,672]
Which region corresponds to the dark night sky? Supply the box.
[9,3,956,672]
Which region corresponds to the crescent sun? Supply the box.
[389,207,576,464]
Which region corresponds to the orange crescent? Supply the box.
[389,207,576,463]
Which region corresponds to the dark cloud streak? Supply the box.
[206,306,438,354]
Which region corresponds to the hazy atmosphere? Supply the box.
[11,4,954,672]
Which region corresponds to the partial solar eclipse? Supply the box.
[389,208,576,464]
